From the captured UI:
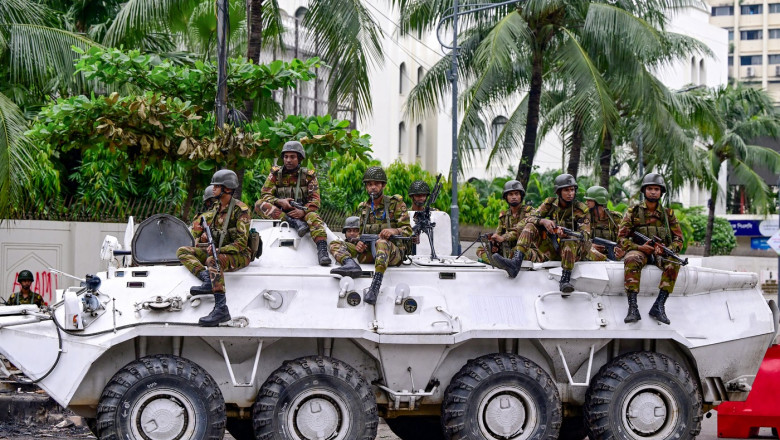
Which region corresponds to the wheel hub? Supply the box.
[622,385,678,438]
[484,393,525,437]
[133,392,193,440]
[288,389,349,440]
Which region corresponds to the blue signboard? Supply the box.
[751,237,770,250]
[730,220,761,236]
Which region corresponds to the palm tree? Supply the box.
[700,85,780,256]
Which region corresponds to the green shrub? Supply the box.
[688,214,737,255]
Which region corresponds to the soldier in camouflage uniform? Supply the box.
[584,185,625,261]
[254,141,331,266]
[476,180,534,264]
[493,174,591,293]
[618,173,683,325]
[7,270,44,307]
[330,166,413,305]
[189,185,217,231]
[177,169,251,326]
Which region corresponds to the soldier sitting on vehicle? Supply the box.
[618,173,683,325]
[7,270,44,307]
[409,180,437,212]
[254,141,331,266]
[584,185,625,261]
[329,166,413,305]
[188,185,217,232]
[476,180,534,264]
[492,173,591,293]
[177,169,252,327]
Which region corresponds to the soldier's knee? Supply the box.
[176,246,191,259]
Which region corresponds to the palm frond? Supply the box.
[103,0,198,49]
[0,0,54,26]
[0,91,35,218]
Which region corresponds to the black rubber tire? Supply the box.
[385,416,446,440]
[583,351,702,440]
[226,418,255,440]
[85,418,98,437]
[96,354,225,440]
[559,415,589,440]
[442,353,562,440]
[252,356,378,440]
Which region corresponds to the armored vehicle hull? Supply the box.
[0,216,776,440]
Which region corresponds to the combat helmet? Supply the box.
[17,270,33,282]
[584,186,609,206]
[363,166,387,183]
[342,216,361,233]
[210,169,239,190]
[554,174,578,192]
[202,185,216,202]
[409,180,430,196]
[640,173,667,194]
[502,180,525,199]
[281,140,305,161]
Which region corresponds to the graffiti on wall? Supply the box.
[9,271,59,305]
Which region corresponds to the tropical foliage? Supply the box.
[689,213,736,256]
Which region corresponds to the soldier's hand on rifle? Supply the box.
[493,234,506,243]
[413,235,421,245]
[615,247,626,259]
[379,228,396,240]
[199,233,208,243]
[540,219,557,235]
[288,208,305,219]
[654,242,665,256]
[592,243,606,253]
[355,241,367,253]
[554,226,568,238]
[638,243,655,255]
[277,198,293,211]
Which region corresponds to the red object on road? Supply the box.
[717,344,780,438]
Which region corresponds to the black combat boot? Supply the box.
[648,289,671,325]
[559,269,574,295]
[316,240,332,266]
[330,258,362,277]
[198,292,231,326]
[287,218,310,237]
[491,250,524,279]
[190,270,213,295]
[624,291,641,323]
[364,272,384,305]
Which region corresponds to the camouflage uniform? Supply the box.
[476,206,534,261]
[618,202,683,293]
[329,195,413,273]
[177,198,252,293]
[586,209,623,261]
[254,166,326,242]
[7,291,44,307]
[512,197,591,271]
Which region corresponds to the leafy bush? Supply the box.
[688,213,737,255]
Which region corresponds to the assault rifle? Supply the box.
[550,226,619,261]
[289,200,307,212]
[412,174,443,260]
[200,216,221,273]
[633,231,688,266]
[357,234,413,258]
[548,226,582,254]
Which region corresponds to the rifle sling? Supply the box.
[218,197,236,249]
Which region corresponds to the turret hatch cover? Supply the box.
[132,214,194,265]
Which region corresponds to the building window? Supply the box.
[398,122,406,154]
[727,28,734,41]
[491,116,508,145]
[741,4,763,14]
[769,54,780,64]
[770,3,780,12]
[712,5,734,15]
[740,30,763,40]
[417,66,424,84]
[416,124,423,157]
[699,59,706,85]
[399,62,408,94]
[770,29,780,39]
[740,55,762,65]
[728,56,734,66]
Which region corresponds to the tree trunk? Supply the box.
[516,50,544,187]
[599,130,612,188]
[703,183,718,257]
[244,0,264,121]
[182,173,200,221]
[567,113,583,177]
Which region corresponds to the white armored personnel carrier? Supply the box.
[0,212,776,440]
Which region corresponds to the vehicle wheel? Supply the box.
[583,351,702,440]
[85,418,98,437]
[96,354,225,440]
[385,416,445,440]
[226,418,255,440]
[559,415,589,440]
[252,356,378,440]
[442,353,562,440]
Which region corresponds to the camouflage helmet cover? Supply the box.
[641,172,667,194]
[202,185,216,202]
[363,166,387,183]
[210,169,239,189]
[281,140,306,160]
[502,180,526,199]
[409,180,431,196]
[342,216,361,233]
[584,185,609,206]
[554,173,578,192]
[17,270,33,282]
